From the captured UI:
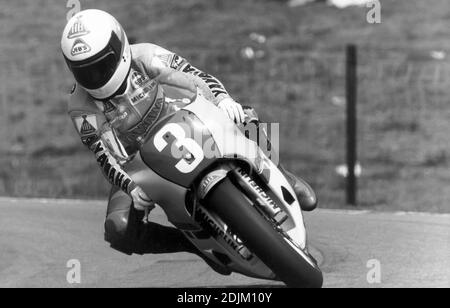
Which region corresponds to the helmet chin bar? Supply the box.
[113,73,130,97]
[85,37,131,100]
[99,65,132,101]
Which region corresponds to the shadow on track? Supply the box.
[108,206,231,275]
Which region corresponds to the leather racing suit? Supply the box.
[67,43,317,254]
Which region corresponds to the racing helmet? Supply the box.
[61,9,131,100]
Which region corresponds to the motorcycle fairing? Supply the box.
[124,153,201,230]
[184,95,308,249]
[183,94,260,166]
[139,109,219,187]
[139,92,262,188]
[126,92,310,278]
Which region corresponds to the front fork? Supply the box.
[197,162,289,231]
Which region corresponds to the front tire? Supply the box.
[205,178,323,288]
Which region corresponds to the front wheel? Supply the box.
[205,178,323,288]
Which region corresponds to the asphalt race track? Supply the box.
[0,197,448,288]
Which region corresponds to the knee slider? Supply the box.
[104,210,130,243]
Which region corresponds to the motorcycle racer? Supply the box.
[61,9,317,255]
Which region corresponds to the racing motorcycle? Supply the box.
[123,91,323,288]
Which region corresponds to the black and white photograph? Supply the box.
[0,0,448,291]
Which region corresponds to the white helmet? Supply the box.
[61,9,131,100]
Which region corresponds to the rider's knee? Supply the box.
[105,187,133,242]
[104,209,138,255]
[105,210,129,241]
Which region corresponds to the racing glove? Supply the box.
[218,97,246,124]
[130,186,155,212]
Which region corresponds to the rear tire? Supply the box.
[205,178,323,288]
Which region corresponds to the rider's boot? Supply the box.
[278,165,318,212]
[242,107,317,212]
[104,187,136,254]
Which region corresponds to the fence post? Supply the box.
[346,44,358,206]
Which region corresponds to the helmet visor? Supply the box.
[69,51,118,90]
[64,31,123,90]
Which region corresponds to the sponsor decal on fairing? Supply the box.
[195,206,253,261]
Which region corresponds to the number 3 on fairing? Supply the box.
[153,123,204,173]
